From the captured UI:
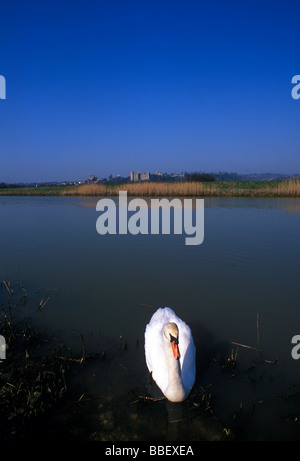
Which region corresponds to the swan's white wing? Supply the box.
[178,321,196,392]
[144,308,170,393]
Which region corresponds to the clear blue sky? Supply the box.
[1,0,300,183]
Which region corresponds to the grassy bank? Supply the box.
[61,179,300,198]
[1,179,300,198]
[0,185,67,196]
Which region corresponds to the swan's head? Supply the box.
[163,322,180,360]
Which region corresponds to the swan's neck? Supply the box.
[164,339,187,402]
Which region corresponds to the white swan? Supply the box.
[144,307,196,402]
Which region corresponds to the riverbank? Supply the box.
[0,185,67,196]
[63,179,300,197]
[1,179,300,198]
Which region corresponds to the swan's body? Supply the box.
[144,307,196,402]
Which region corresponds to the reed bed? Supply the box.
[61,179,300,198]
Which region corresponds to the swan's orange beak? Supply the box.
[171,339,180,360]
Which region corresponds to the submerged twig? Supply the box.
[230,341,261,352]
[130,395,165,405]
[81,334,86,362]
[38,297,50,311]
[2,280,13,296]
[57,356,84,364]
[139,303,156,310]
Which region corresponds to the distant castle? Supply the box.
[130,170,185,182]
[130,170,150,182]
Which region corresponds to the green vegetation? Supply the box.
[0,185,67,196]
[63,179,300,197]
[1,179,300,198]
[0,279,87,439]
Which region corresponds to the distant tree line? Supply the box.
[0,182,21,188]
[185,172,216,182]
[214,172,242,181]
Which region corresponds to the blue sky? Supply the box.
[0,0,300,183]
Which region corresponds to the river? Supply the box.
[1,195,300,440]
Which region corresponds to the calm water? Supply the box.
[1,195,300,440]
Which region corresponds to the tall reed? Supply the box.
[61,179,300,198]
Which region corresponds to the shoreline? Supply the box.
[0,179,300,198]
